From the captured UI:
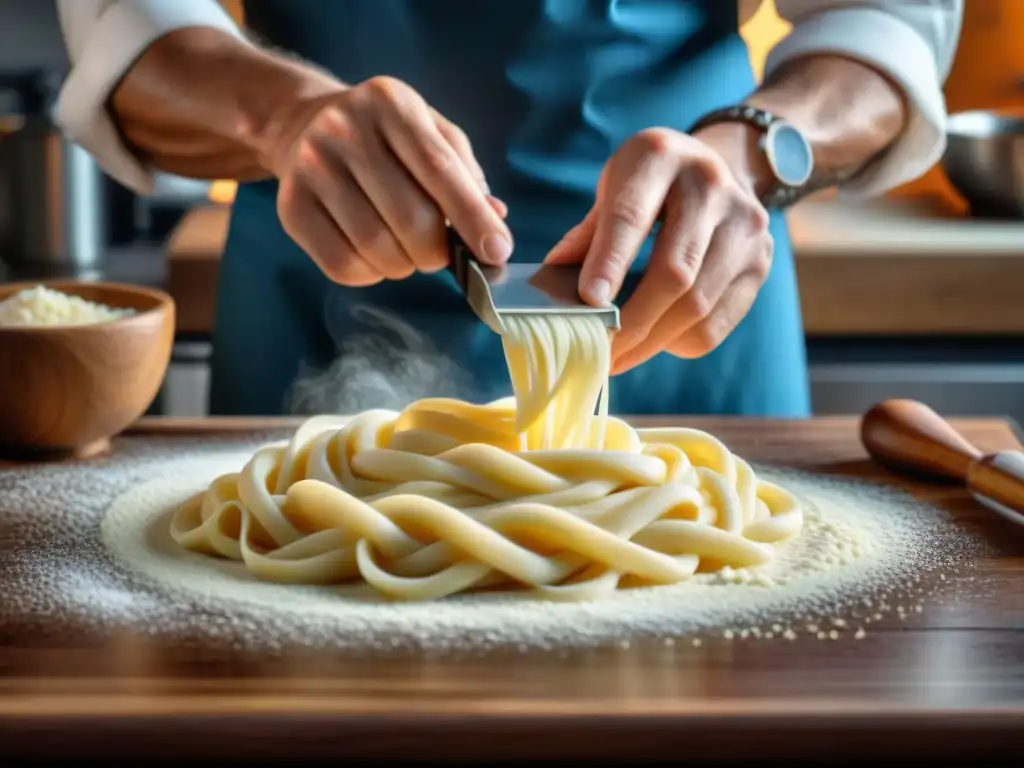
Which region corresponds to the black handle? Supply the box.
[446,227,476,291]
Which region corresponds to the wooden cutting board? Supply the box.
[1,415,1022,760]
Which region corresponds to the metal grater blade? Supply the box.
[447,228,621,335]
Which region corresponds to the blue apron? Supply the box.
[210,0,811,418]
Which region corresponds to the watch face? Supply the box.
[765,121,813,187]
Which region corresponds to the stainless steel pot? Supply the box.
[0,70,107,279]
[942,110,1024,219]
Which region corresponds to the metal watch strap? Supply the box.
[687,105,805,209]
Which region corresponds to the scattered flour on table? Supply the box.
[0,433,990,656]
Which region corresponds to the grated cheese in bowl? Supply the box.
[0,285,136,328]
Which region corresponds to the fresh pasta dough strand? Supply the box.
[501,313,611,451]
[169,314,804,601]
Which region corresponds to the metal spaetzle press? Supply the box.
[447,228,621,335]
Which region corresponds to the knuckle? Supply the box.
[422,142,457,176]
[394,202,443,239]
[746,199,771,232]
[663,253,699,293]
[347,220,391,255]
[684,287,714,321]
[420,250,450,272]
[322,260,351,284]
[689,157,727,192]
[363,75,409,105]
[599,250,633,280]
[443,120,471,150]
[348,230,412,280]
[312,106,358,145]
[382,261,416,280]
[323,254,365,285]
[293,134,325,171]
[731,192,770,233]
[609,198,649,231]
[632,127,678,157]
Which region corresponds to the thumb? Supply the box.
[543,205,598,265]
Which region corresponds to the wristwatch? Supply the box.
[688,105,814,209]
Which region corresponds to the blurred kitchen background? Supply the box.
[1,0,1022,421]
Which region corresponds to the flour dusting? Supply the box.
[0,433,990,657]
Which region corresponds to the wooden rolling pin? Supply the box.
[861,399,1024,527]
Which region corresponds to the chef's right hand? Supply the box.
[266,76,512,286]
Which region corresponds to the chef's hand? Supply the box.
[544,126,773,374]
[267,76,511,286]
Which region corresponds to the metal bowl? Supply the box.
[942,110,1024,218]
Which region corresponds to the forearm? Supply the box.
[697,54,908,201]
[109,27,345,181]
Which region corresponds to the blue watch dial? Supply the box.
[764,121,813,187]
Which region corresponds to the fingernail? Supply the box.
[480,233,513,264]
[585,277,611,306]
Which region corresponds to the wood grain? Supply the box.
[862,399,1024,522]
[861,398,985,480]
[165,202,1024,337]
[1,415,1022,760]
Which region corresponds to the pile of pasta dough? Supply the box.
[170,314,803,601]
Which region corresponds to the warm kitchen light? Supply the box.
[740,0,791,83]
[207,180,237,204]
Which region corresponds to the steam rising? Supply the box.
[286,304,497,415]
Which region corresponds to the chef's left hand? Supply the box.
[544,125,773,374]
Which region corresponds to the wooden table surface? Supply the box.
[1,415,1023,760]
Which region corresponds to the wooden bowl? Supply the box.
[0,281,175,459]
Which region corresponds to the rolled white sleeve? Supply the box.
[55,0,246,194]
[767,0,964,197]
